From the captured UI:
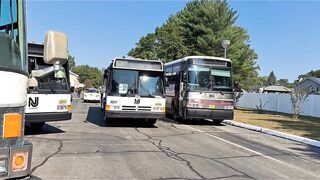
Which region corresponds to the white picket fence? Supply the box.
[237,93,320,118]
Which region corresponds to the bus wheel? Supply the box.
[212,119,223,125]
[147,119,157,126]
[31,122,45,130]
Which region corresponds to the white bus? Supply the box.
[165,56,234,124]
[26,33,72,129]
[0,0,32,178]
[101,57,165,125]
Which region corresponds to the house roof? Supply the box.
[296,77,320,86]
[263,85,291,92]
[310,77,320,84]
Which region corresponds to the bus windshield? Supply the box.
[110,69,164,97]
[188,65,232,91]
[37,65,69,91]
[0,0,25,71]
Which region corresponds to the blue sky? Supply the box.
[27,0,320,82]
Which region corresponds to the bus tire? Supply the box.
[31,122,45,130]
[212,119,223,125]
[147,119,157,126]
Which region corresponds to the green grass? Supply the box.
[234,109,320,140]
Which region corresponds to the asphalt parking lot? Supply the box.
[25,100,320,179]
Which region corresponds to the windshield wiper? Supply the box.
[123,83,137,97]
[139,83,155,98]
[48,83,56,93]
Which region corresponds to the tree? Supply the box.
[267,71,277,86]
[295,69,320,84]
[277,79,293,88]
[128,0,259,90]
[68,53,76,70]
[72,65,102,88]
[290,89,309,120]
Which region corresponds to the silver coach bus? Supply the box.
[165,56,234,124]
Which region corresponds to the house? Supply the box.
[295,77,320,94]
[69,71,85,92]
[262,85,291,94]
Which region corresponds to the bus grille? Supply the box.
[121,106,152,111]
[122,106,136,111]
[138,106,151,111]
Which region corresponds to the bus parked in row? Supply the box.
[165,56,234,124]
[0,0,32,178]
[26,32,72,129]
[101,57,165,125]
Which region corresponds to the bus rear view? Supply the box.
[165,56,234,124]
[102,57,165,125]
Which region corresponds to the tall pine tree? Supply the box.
[128,0,259,90]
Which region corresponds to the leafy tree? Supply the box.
[128,33,159,60]
[72,65,102,88]
[68,53,76,70]
[128,0,259,90]
[267,71,277,86]
[277,79,293,88]
[295,69,320,84]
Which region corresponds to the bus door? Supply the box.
[178,72,186,118]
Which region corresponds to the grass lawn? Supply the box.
[234,109,320,140]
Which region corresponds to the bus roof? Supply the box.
[111,57,163,71]
[28,42,44,58]
[165,56,231,66]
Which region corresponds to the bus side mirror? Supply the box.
[43,31,68,65]
[103,70,108,79]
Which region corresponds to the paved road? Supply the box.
[25,100,320,179]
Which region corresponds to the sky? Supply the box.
[27,0,320,82]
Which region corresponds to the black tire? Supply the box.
[31,122,45,130]
[212,119,223,125]
[146,119,157,126]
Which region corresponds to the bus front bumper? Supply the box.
[0,141,32,179]
[186,108,234,120]
[26,112,72,123]
[105,111,165,119]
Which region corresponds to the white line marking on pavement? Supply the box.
[183,125,319,177]
[183,125,285,164]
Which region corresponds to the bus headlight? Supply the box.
[105,105,120,110]
[153,107,165,112]
[57,105,68,110]
[3,113,22,139]
[224,105,234,110]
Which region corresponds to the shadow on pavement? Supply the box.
[290,145,320,160]
[25,123,65,135]
[161,116,226,126]
[86,106,158,128]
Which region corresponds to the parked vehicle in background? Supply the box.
[101,57,165,125]
[83,88,101,102]
[0,0,32,178]
[26,32,72,130]
[165,56,234,124]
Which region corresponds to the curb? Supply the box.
[223,120,320,148]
